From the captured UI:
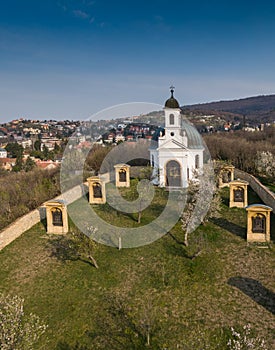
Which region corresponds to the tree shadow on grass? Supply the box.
[270,212,275,242]
[94,204,137,224]
[55,291,159,350]
[167,232,192,258]
[220,192,229,207]
[211,217,246,239]
[39,207,47,230]
[228,277,275,315]
[168,232,185,246]
[247,187,264,205]
[166,232,206,260]
[164,237,190,260]
[55,342,89,350]
[47,236,96,268]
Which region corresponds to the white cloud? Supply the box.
[73,9,90,19]
[57,1,95,22]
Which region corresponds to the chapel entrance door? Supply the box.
[166,160,181,187]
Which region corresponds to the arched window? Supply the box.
[93,182,102,198]
[195,155,199,169]
[252,214,266,233]
[151,155,154,167]
[119,169,127,182]
[166,160,181,187]
[52,208,63,226]
[222,170,231,183]
[169,114,174,125]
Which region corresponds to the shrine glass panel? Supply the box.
[252,214,266,234]
[52,208,63,226]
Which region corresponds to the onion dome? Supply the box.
[165,86,180,108]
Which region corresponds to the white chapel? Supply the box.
[150,87,204,188]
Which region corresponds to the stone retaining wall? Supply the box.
[0,208,43,251]
[0,183,88,251]
[235,169,275,213]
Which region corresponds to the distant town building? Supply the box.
[0,158,16,171]
[20,140,32,149]
[35,160,60,170]
[0,148,7,158]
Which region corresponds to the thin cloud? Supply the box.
[57,2,67,12]
[154,15,163,21]
[57,1,96,22]
[73,10,90,19]
[83,0,96,5]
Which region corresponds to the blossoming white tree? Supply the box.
[256,151,275,179]
[228,324,267,350]
[181,164,220,247]
[0,293,47,350]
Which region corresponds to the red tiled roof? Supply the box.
[0,158,16,163]
[35,161,59,169]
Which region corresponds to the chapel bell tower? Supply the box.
[164,86,182,140]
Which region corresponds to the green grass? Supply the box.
[0,186,274,349]
[92,182,169,228]
[265,183,275,193]
[256,176,275,193]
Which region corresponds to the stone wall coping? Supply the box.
[44,199,67,206]
[235,168,275,213]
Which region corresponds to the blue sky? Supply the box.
[1,0,275,121]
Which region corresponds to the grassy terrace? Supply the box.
[0,186,274,349]
[258,176,275,193]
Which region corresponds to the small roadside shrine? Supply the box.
[218,165,235,188]
[229,180,249,208]
[87,176,106,204]
[114,164,130,188]
[246,204,272,242]
[45,200,68,234]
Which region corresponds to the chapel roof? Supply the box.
[181,120,204,149]
[150,121,204,150]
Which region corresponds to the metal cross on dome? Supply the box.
[170,85,175,97]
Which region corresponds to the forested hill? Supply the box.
[183,94,275,122]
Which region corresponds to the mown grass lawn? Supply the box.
[0,186,274,349]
